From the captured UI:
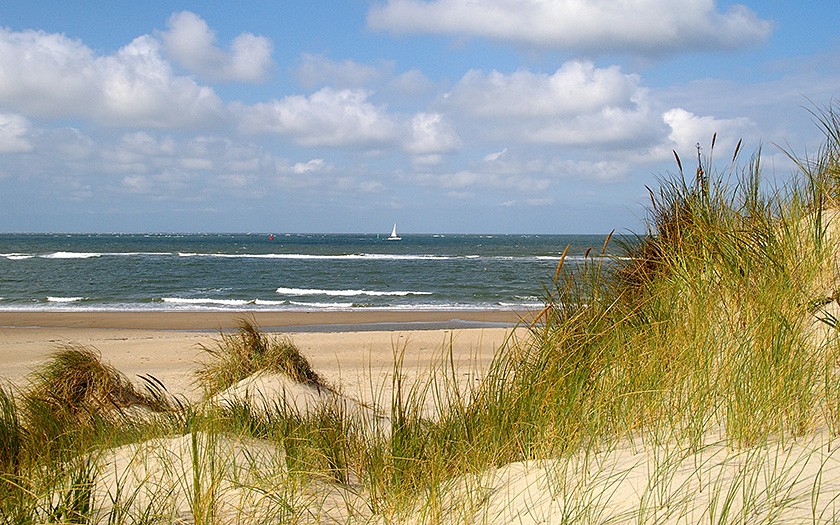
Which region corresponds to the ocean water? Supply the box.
[0,233,621,312]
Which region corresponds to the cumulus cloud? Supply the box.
[405,112,461,156]
[238,88,397,147]
[0,29,224,128]
[448,62,639,117]
[663,107,754,154]
[0,113,34,153]
[368,0,772,54]
[446,61,660,147]
[160,11,273,82]
[0,29,98,116]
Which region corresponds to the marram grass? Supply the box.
[196,317,326,396]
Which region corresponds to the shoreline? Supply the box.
[0,309,533,331]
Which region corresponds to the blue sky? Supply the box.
[0,1,838,234]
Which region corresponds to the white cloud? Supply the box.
[294,53,385,89]
[0,29,225,128]
[483,148,507,162]
[0,29,98,116]
[447,62,660,147]
[160,11,273,82]
[0,113,33,153]
[121,131,175,156]
[526,99,657,146]
[368,0,772,54]
[238,88,397,147]
[663,107,754,155]
[100,36,225,128]
[405,112,461,156]
[293,158,330,174]
[449,62,638,117]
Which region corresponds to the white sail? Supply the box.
[387,223,401,240]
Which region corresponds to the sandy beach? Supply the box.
[0,309,530,401]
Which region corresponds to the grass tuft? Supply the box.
[26,345,146,414]
[196,318,325,396]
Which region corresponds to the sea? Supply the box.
[0,233,623,313]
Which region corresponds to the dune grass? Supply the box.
[196,317,326,396]
[4,104,840,522]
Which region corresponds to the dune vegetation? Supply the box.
[3,104,840,523]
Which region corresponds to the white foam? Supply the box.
[161,298,253,306]
[0,253,34,260]
[47,296,86,302]
[252,299,286,306]
[288,301,355,309]
[42,252,102,259]
[276,287,432,297]
[180,252,454,261]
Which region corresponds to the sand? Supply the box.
[0,310,527,402]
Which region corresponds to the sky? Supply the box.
[0,1,838,234]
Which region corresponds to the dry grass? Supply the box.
[196,318,325,396]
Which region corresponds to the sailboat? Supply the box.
[387,223,402,241]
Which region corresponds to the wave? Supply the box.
[288,300,355,309]
[252,299,287,306]
[497,301,544,309]
[39,251,172,259]
[160,297,255,307]
[276,287,433,297]
[2,251,175,260]
[46,296,87,302]
[159,297,362,309]
[178,252,456,261]
[42,252,102,259]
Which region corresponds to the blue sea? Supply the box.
[0,233,621,312]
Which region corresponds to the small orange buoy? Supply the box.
[269,234,275,241]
